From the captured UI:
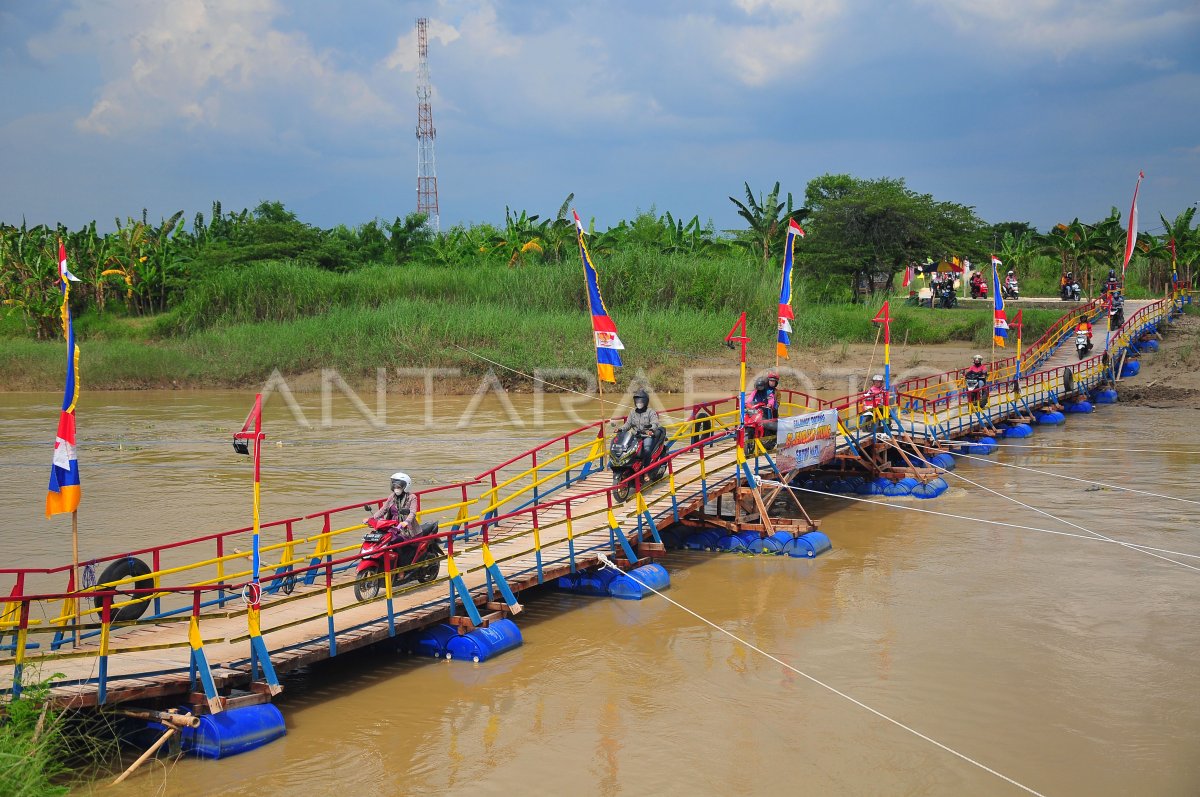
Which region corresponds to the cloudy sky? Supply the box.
[2,0,1198,235]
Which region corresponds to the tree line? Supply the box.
[2,175,1196,339]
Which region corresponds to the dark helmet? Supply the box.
[1108,269,1116,279]
[754,377,768,391]
[766,370,779,388]
[632,389,649,412]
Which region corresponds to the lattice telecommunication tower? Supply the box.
[415,17,440,231]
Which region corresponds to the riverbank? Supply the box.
[1112,311,1200,408]
[0,300,1067,393]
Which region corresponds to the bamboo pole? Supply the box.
[111,727,176,785]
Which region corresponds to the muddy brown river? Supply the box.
[1,389,1197,796]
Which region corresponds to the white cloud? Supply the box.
[29,0,399,137]
[917,0,1200,57]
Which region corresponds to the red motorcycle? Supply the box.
[969,275,988,299]
[353,515,443,601]
[742,405,777,457]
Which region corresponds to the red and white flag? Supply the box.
[789,218,805,238]
[1121,171,1144,281]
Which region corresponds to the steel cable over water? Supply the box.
[594,553,1050,797]
[755,480,1200,563]
[901,440,1200,572]
[922,444,1200,509]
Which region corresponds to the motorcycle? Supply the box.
[1061,281,1081,301]
[609,427,668,503]
[969,278,988,299]
[937,283,957,309]
[1109,299,1125,329]
[964,375,989,408]
[353,515,443,601]
[1075,330,1094,360]
[1002,279,1019,300]
[742,404,778,457]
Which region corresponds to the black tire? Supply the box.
[1063,369,1075,394]
[354,565,383,602]
[415,550,440,583]
[690,410,713,446]
[1077,347,1086,360]
[612,471,631,504]
[94,557,153,623]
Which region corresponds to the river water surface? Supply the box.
[1,390,1198,796]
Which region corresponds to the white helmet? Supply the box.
[872,374,884,382]
[389,472,411,493]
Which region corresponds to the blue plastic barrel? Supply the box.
[881,479,912,497]
[557,567,618,597]
[717,533,749,552]
[931,453,956,471]
[1138,339,1159,352]
[911,477,948,499]
[1035,411,1064,425]
[783,532,832,558]
[1064,400,1093,414]
[1121,360,1141,378]
[180,704,286,759]
[445,618,523,663]
[748,532,789,554]
[969,436,997,455]
[856,478,883,495]
[405,623,459,658]
[1004,423,1033,438]
[684,529,722,551]
[1092,389,1118,404]
[608,563,670,600]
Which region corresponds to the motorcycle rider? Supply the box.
[1108,290,1125,328]
[1004,270,1019,297]
[619,389,665,472]
[750,374,779,420]
[1061,271,1078,300]
[969,271,987,298]
[860,374,888,433]
[965,355,989,406]
[364,472,418,538]
[1076,318,1094,347]
[1103,269,1120,298]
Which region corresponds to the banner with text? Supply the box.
[776,410,839,471]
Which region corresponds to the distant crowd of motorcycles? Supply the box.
[927,268,1125,321]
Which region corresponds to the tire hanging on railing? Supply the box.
[1062,368,1074,395]
[94,556,153,623]
[690,408,713,446]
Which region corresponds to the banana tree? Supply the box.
[728,181,806,266]
[491,207,544,268]
[0,223,62,339]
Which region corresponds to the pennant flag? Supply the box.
[776,220,803,359]
[46,240,81,517]
[901,265,913,288]
[1169,237,1178,289]
[574,210,624,383]
[1121,171,1144,281]
[992,257,1008,347]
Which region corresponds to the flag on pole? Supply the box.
[901,265,913,288]
[1121,171,1144,281]
[992,256,1008,347]
[776,219,804,359]
[1169,237,1179,291]
[871,301,892,392]
[46,240,81,517]
[574,210,624,383]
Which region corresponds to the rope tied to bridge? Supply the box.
[594,552,1050,797]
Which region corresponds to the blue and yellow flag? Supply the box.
[47,240,81,517]
[574,210,624,383]
[991,256,1008,347]
[776,219,804,359]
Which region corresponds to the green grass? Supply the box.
[0,293,1070,390]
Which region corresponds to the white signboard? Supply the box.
[776,410,839,471]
